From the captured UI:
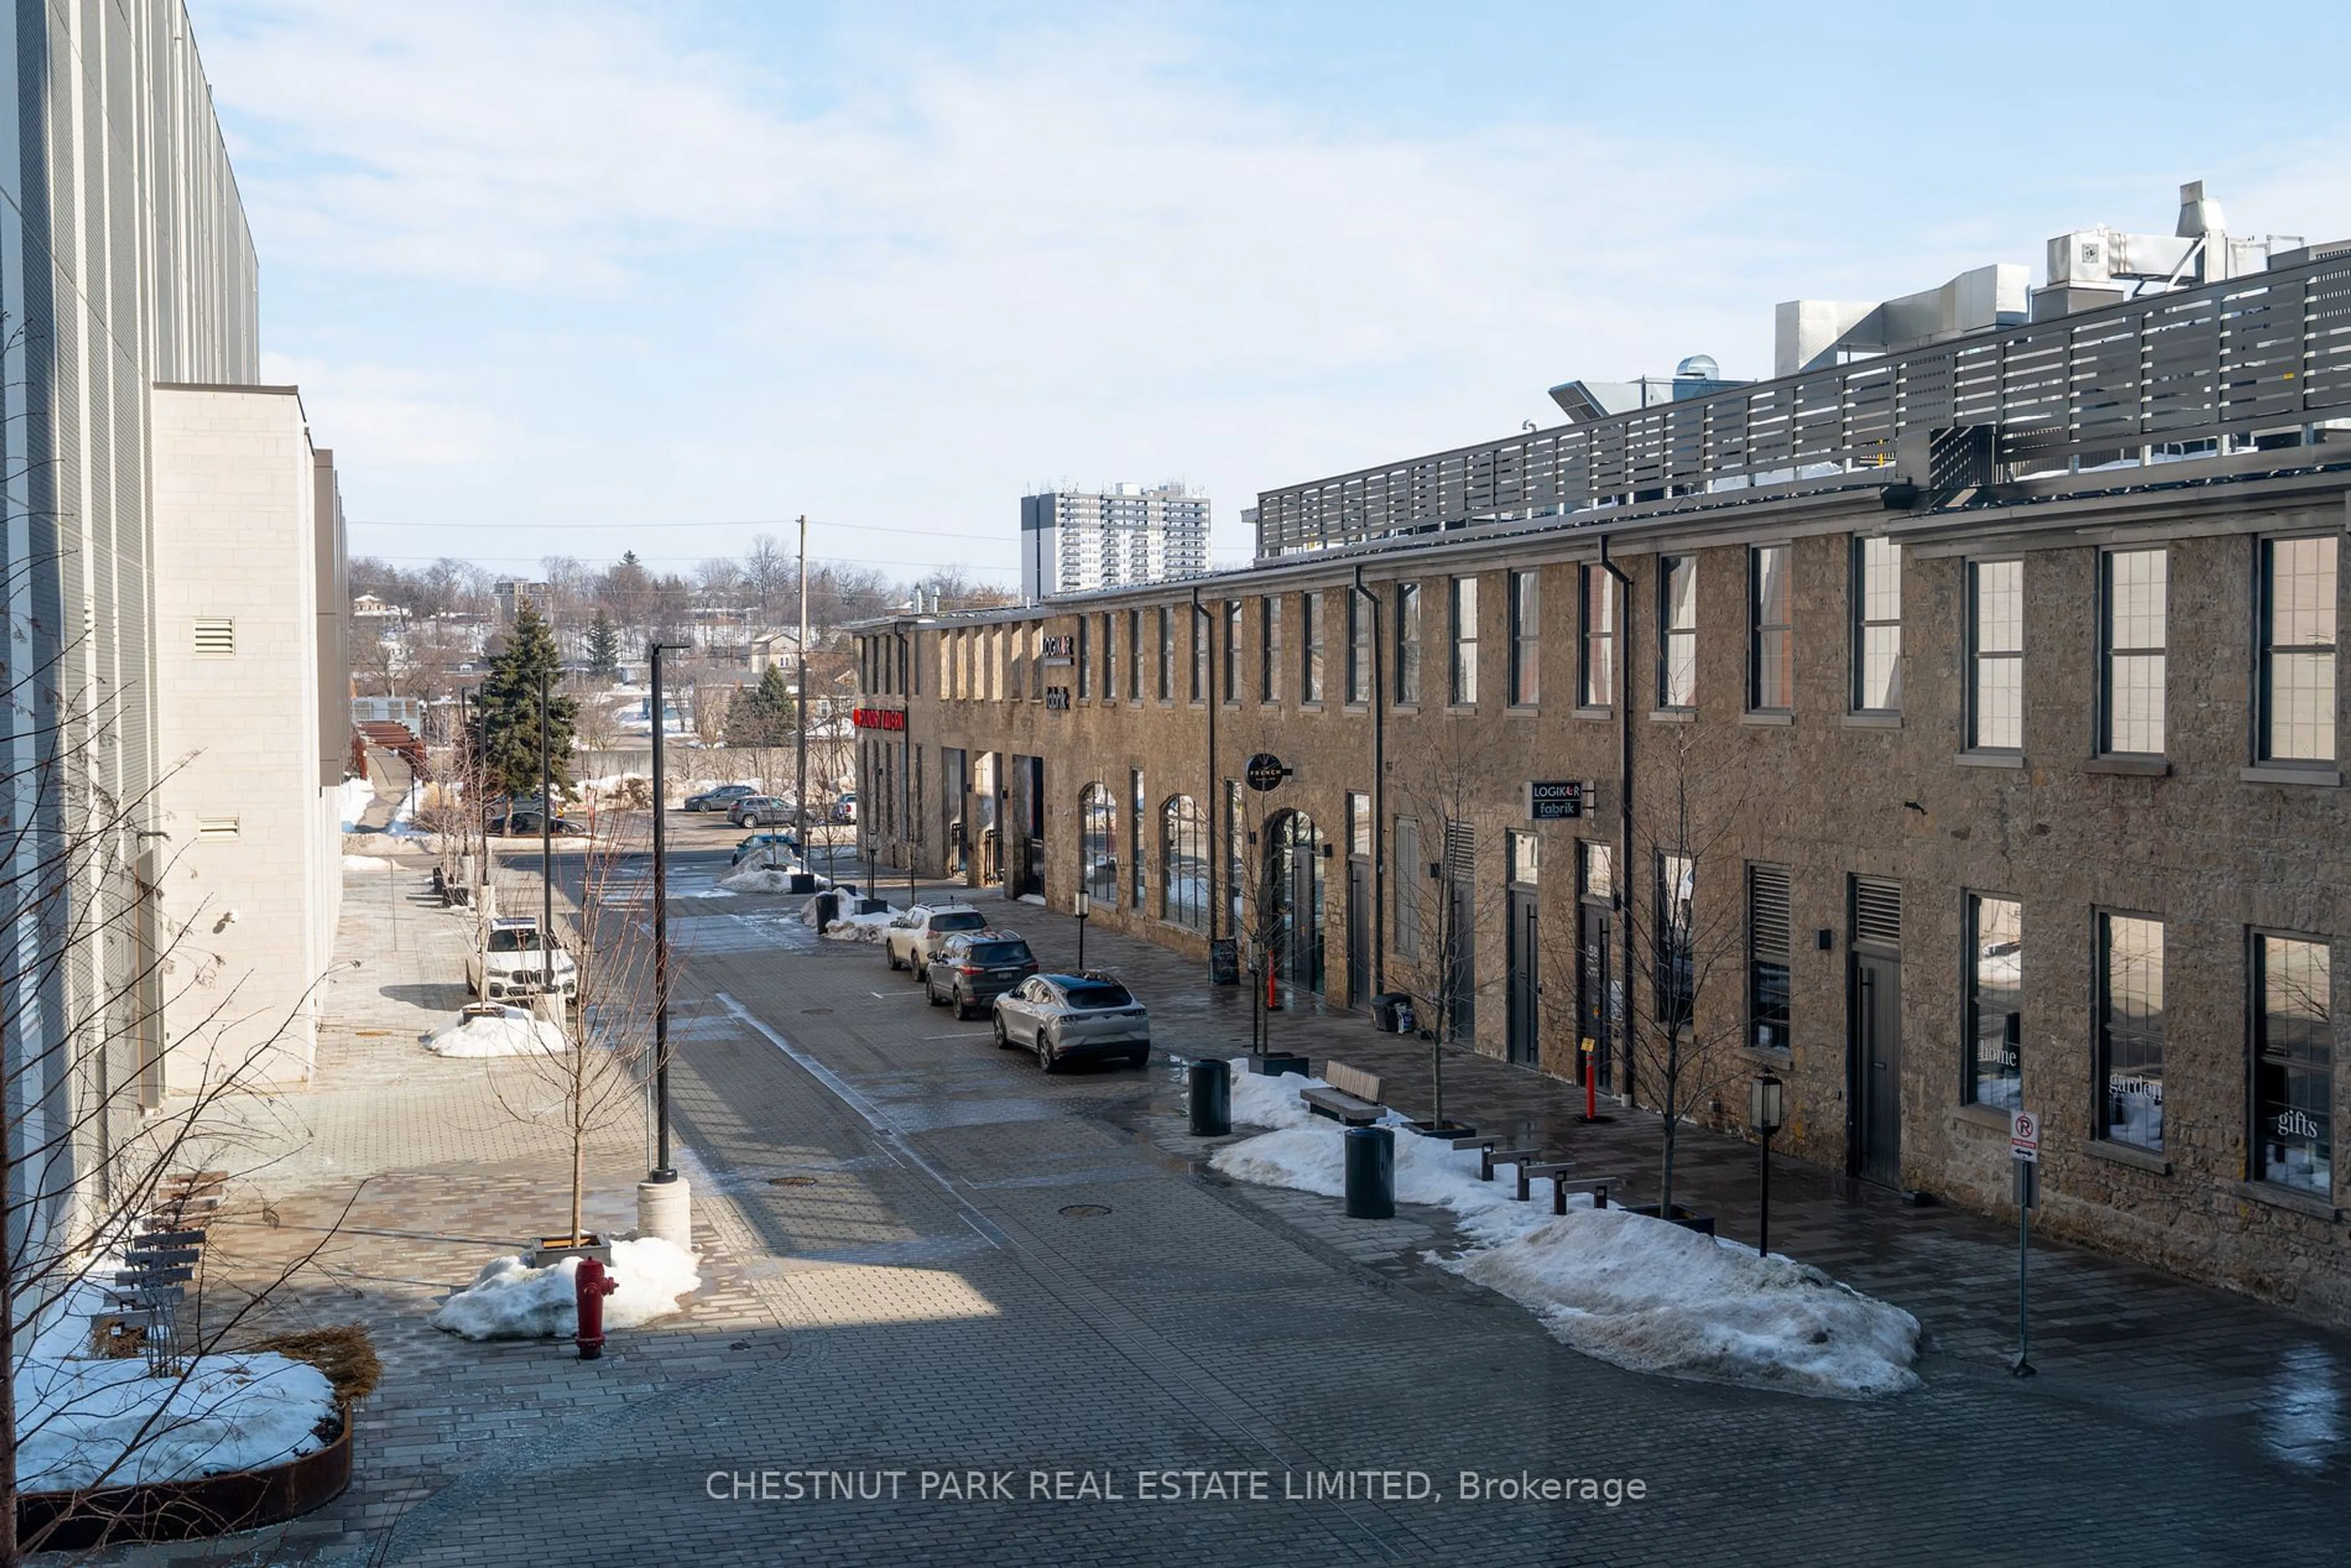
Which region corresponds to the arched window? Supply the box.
[1162,795,1208,931]
[1079,784,1117,904]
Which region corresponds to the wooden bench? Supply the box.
[1300,1062,1385,1126]
[1529,1165,1618,1215]
[1449,1135,1539,1183]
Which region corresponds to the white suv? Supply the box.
[883,904,988,973]
[467,917,578,1002]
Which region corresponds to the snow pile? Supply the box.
[721,868,803,895]
[1445,1208,1919,1398]
[1211,1059,1919,1400]
[334,776,377,831]
[13,1269,337,1489]
[342,853,396,872]
[823,909,897,942]
[429,1237,702,1340]
[424,1007,569,1057]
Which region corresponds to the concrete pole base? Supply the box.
[636,1176,693,1249]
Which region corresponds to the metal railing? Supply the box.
[1254,249,2351,558]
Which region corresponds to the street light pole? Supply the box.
[1750,1073,1785,1259]
[538,673,554,1004]
[639,642,691,1249]
[795,514,811,871]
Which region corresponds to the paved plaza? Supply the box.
[106,811,2351,1567]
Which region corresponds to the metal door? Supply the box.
[1506,890,1539,1065]
[1852,953,1903,1186]
[1578,904,1615,1092]
[1346,858,1371,1004]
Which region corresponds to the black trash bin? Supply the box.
[1344,1125,1395,1219]
[814,891,839,929]
[1370,992,1407,1032]
[1188,1057,1231,1136]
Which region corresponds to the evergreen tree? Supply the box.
[472,595,578,797]
[724,665,797,747]
[585,609,621,680]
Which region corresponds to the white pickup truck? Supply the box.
[467,917,577,1003]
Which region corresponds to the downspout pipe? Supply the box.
[1352,565,1385,1000]
[1599,535,1635,1106]
[1191,586,1218,940]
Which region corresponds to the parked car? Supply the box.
[487,809,587,836]
[728,795,789,827]
[992,973,1150,1072]
[882,903,989,972]
[830,790,858,824]
[923,931,1040,1019]
[730,831,801,868]
[684,783,757,813]
[466,917,577,1002]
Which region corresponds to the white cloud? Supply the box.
[194,4,2351,577]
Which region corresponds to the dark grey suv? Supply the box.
[924,932,1040,1020]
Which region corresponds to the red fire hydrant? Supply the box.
[575,1256,619,1360]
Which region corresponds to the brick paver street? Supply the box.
[122,811,2351,1567]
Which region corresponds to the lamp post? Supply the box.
[1749,1072,1785,1258]
[1073,887,1090,971]
[638,642,692,1248]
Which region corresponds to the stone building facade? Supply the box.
[855,456,2351,1326]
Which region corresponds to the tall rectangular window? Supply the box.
[1579,565,1614,709]
[1346,590,1371,705]
[1395,583,1422,705]
[1260,596,1281,703]
[1348,792,1372,857]
[1191,606,1208,701]
[1968,558,2023,751]
[2101,549,2167,756]
[1130,768,1146,909]
[2259,536,2338,763]
[1157,605,1174,700]
[1300,591,1324,703]
[1100,612,1116,701]
[1127,609,1143,700]
[1076,616,1092,700]
[1509,569,1540,707]
[1748,864,1791,1052]
[1394,817,1421,959]
[1966,895,2023,1109]
[1223,601,1241,702]
[1224,779,1244,935]
[1658,556,1697,710]
[2097,913,2165,1151]
[2254,933,2332,1195]
[1655,853,1695,1032]
[1852,535,1902,713]
[1749,544,1793,712]
[1449,576,1479,706]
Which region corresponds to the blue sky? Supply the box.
[191,1,2351,590]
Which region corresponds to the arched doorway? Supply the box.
[1264,809,1325,995]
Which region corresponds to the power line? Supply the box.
[348,549,1020,575]
[347,516,1001,541]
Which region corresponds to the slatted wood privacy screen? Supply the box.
[1256,252,2351,558]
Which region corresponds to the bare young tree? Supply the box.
[1385,718,1516,1128]
[1617,726,1756,1218]
[479,819,658,1251]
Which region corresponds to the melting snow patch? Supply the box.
[13,1268,337,1489]
[342,853,396,872]
[424,1007,569,1057]
[1210,1059,1919,1400]
[429,1237,702,1340]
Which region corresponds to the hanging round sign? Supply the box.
[1245,753,1291,792]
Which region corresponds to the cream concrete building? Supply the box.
[151,384,350,1091]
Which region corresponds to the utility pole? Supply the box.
[795,513,811,872]
[639,643,690,1248]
